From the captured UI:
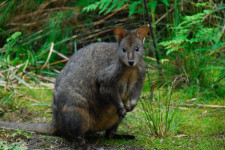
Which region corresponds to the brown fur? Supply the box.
[118,66,138,101]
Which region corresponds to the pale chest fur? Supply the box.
[117,67,138,104]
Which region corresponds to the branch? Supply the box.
[181,103,225,109]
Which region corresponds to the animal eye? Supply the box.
[135,46,139,52]
[122,48,126,53]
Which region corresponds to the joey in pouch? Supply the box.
[0,26,149,146]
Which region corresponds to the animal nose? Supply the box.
[128,60,134,66]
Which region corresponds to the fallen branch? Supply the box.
[47,59,68,67]
[23,96,41,103]
[181,103,225,109]
[36,75,55,83]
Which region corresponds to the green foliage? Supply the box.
[83,0,169,16]
[83,0,128,15]
[159,8,225,97]
[0,141,25,150]
[0,30,34,65]
[140,87,178,137]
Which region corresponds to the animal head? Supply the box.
[113,26,149,67]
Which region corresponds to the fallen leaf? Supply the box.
[150,136,155,141]
[174,134,187,138]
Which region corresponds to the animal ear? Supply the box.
[136,25,149,41]
[113,27,127,42]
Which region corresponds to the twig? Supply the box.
[143,0,161,76]
[39,0,58,10]
[12,7,76,22]
[93,5,128,27]
[47,59,68,66]
[208,44,225,56]
[0,64,24,73]
[52,49,69,60]
[155,8,174,25]
[181,103,225,109]
[23,96,41,103]
[41,42,54,69]
[40,45,69,69]
[150,82,156,102]
[0,1,6,7]
[82,28,112,41]
[36,75,55,83]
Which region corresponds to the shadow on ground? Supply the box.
[0,129,142,150]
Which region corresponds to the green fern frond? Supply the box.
[82,1,100,12]
[83,0,168,16]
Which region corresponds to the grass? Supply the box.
[0,82,225,149]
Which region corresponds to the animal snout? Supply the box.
[128,60,134,66]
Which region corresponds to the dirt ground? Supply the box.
[0,128,143,150]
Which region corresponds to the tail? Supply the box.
[0,121,55,134]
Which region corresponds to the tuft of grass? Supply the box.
[140,88,178,138]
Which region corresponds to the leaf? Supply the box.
[6,32,22,42]
[104,0,118,14]
[128,1,141,16]
[216,69,225,82]
[99,0,111,14]
[99,0,107,9]
[166,45,185,55]
[161,0,169,6]
[195,2,209,7]
[160,59,170,64]
[82,1,100,12]
[11,32,22,39]
[114,0,126,11]
[150,136,155,141]
[147,0,158,12]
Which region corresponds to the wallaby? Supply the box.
[0,26,149,147]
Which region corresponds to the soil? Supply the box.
[0,129,143,150]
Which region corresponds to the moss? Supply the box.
[0,85,225,149]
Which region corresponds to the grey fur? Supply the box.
[0,26,148,141]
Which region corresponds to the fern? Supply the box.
[82,1,101,13]
[148,0,158,12]
[83,0,120,15]
[159,9,217,55]
[159,5,225,96]
[128,1,141,16]
[82,0,169,15]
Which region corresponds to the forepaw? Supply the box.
[125,104,135,112]
[117,107,127,118]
